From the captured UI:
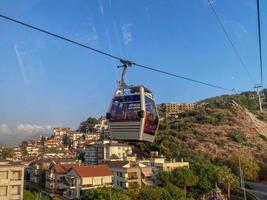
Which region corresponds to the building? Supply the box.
[13,147,22,161]
[53,128,72,137]
[44,138,63,149]
[139,152,189,172]
[45,164,74,195]
[26,158,78,190]
[84,140,132,164]
[94,117,108,132]
[165,103,196,115]
[0,160,24,200]
[84,132,100,141]
[107,160,153,190]
[63,165,112,199]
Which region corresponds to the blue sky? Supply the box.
[0,0,266,133]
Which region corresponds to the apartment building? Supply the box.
[0,160,24,200]
[63,165,112,199]
[165,103,196,114]
[107,160,153,190]
[84,140,132,164]
[139,152,189,172]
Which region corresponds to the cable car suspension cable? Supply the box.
[0,13,236,93]
[208,0,256,85]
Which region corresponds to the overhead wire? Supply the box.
[0,13,237,93]
[207,0,256,85]
[256,0,263,88]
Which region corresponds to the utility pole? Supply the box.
[254,84,263,113]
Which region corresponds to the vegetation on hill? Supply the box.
[135,90,267,182]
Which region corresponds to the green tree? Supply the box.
[216,166,238,199]
[227,153,260,181]
[78,117,99,133]
[81,187,131,200]
[2,148,15,159]
[127,182,140,200]
[164,184,186,200]
[172,168,198,194]
[62,135,71,146]
[191,162,217,194]
[139,186,172,200]
[23,190,41,200]
[77,151,85,162]
[157,171,173,186]
[20,141,28,157]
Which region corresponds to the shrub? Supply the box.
[228,130,247,143]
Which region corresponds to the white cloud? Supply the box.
[0,123,53,146]
[121,23,133,45]
[0,124,11,134]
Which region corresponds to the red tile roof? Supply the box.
[54,164,74,174]
[71,165,112,177]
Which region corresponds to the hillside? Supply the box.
[135,90,267,164]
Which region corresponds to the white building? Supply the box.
[84,140,132,165]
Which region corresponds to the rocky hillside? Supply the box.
[135,90,267,164]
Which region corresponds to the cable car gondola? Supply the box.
[106,61,159,143]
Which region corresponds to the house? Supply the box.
[45,164,74,194]
[0,160,24,200]
[53,128,72,137]
[84,140,132,164]
[13,147,22,161]
[26,158,78,190]
[63,165,112,199]
[107,160,153,190]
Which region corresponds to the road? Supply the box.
[246,182,267,200]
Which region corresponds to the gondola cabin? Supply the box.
[106,85,159,143]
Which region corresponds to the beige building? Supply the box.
[0,160,24,200]
[63,165,112,199]
[107,160,153,190]
[139,152,189,172]
[165,103,196,114]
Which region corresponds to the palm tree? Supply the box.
[216,166,238,199]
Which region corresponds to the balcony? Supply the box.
[128,176,138,180]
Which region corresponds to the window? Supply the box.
[0,186,7,196]
[0,171,8,179]
[11,185,20,195]
[11,171,22,180]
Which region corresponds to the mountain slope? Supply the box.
[135,92,267,164]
